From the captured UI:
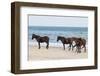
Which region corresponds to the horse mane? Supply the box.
[33,34,40,37]
[58,36,65,39]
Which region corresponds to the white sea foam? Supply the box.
[29,41,88,49]
[29,42,66,48]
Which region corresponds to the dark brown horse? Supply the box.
[72,38,86,53]
[57,36,73,50]
[32,34,49,49]
[57,36,86,53]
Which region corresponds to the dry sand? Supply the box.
[28,46,88,61]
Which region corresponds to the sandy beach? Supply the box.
[28,45,88,61]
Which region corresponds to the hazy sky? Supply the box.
[29,15,88,27]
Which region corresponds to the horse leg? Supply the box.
[75,46,78,53]
[72,45,73,51]
[38,42,40,49]
[72,45,75,51]
[76,46,79,53]
[82,45,86,52]
[46,42,49,49]
[77,46,81,53]
[68,44,71,51]
[63,44,65,50]
[84,45,86,52]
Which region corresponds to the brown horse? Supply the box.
[72,38,86,53]
[32,34,49,49]
[57,36,73,50]
[57,36,86,53]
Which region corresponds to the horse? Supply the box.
[57,36,86,53]
[72,38,86,53]
[57,36,73,50]
[32,34,49,49]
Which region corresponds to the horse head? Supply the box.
[32,34,35,40]
[57,36,63,42]
[32,34,39,40]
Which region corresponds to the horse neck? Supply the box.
[60,38,65,43]
[35,35,40,41]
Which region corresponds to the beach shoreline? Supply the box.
[28,45,88,61]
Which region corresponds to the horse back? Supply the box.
[38,36,49,42]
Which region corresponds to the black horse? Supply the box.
[32,34,49,49]
[57,36,73,50]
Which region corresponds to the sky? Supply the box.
[28,15,88,27]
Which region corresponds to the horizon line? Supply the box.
[29,25,88,28]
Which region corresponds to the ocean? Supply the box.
[28,26,88,47]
